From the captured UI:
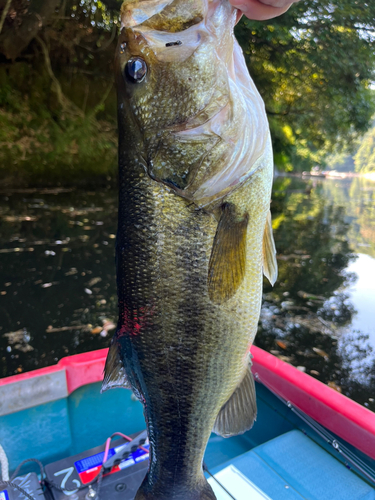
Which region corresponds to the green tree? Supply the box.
[0,0,122,185]
[235,0,375,171]
[0,0,374,183]
[354,126,375,173]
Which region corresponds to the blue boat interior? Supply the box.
[1,381,374,499]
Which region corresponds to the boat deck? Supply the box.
[1,349,374,499]
[208,430,374,499]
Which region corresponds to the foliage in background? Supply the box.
[236,0,375,171]
[0,0,121,186]
[0,0,374,185]
[322,120,375,173]
[354,125,375,173]
[254,176,375,410]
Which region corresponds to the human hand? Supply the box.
[230,0,298,21]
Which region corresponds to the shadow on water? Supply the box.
[0,188,118,376]
[0,177,374,412]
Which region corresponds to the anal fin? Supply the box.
[208,203,248,304]
[213,355,257,438]
[263,210,278,286]
[101,338,130,393]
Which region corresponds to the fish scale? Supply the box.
[103,1,277,498]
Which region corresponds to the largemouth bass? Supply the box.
[102,1,277,499]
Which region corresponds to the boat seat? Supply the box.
[214,430,375,500]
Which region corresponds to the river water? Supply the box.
[0,176,374,411]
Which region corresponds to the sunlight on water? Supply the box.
[347,253,375,346]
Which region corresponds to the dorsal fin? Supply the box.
[208,203,248,304]
[213,355,257,438]
[101,339,130,393]
[263,210,278,286]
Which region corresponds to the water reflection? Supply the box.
[0,178,374,411]
[255,176,375,411]
[0,189,118,377]
[346,254,375,346]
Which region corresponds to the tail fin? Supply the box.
[134,478,216,500]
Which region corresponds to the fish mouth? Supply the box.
[121,0,175,28]
[128,22,208,64]
[121,0,209,30]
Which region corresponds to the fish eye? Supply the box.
[125,57,147,84]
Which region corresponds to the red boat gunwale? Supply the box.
[1,346,374,460]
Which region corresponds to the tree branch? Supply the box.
[78,24,117,53]
[36,35,84,118]
[87,81,113,119]
[0,0,12,35]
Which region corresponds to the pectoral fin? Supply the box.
[208,203,248,304]
[101,339,130,393]
[263,210,278,286]
[213,355,257,438]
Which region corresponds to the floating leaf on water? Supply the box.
[313,347,329,358]
[91,319,116,336]
[41,283,53,288]
[1,291,6,295]
[65,268,78,276]
[278,355,292,363]
[277,254,310,261]
[3,216,37,222]
[0,247,34,254]
[310,370,320,376]
[46,325,89,333]
[3,329,25,343]
[102,320,115,332]
[298,290,326,301]
[275,340,288,350]
[281,300,295,310]
[327,381,342,393]
[14,343,34,353]
[3,329,33,352]
[84,288,93,295]
[88,277,102,287]
[270,350,281,355]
